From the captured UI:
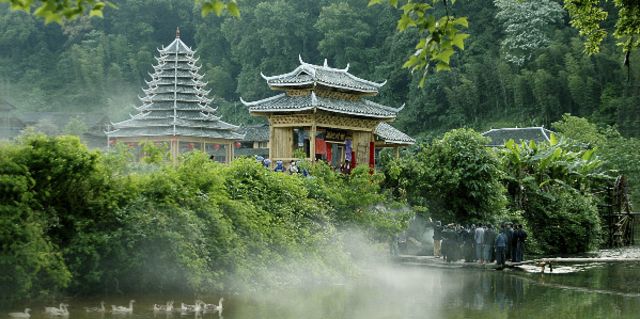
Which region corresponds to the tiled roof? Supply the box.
[481,127,556,147]
[241,92,402,119]
[239,124,270,142]
[107,31,242,141]
[108,126,244,139]
[260,55,386,93]
[157,30,194,55]
[374,123,415,145]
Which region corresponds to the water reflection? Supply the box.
[5,263,640,319]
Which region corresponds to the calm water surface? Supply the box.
[7,263,640,319]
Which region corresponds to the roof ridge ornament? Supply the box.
[260,72,279,81]
[323,59,328,67]
[176,27,180,39]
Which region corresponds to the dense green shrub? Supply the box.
[0,136,402,303]
[384,128,507,223]
[498,134,607,254]
[301,161,410,241]
[523,185,601,254]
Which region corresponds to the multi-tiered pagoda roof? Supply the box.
[107,29,243,140]
[241,56,404,119]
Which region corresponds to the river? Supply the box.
[5,262,640,319]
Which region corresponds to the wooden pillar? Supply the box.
[171,138,178,163]
[395,146,400,158]
[269,117,274,161]
[227,142,233,163]
[310,124,316,160]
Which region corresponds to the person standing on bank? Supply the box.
[515,224,528,262]
[431,219,443,258]
[483,224,496,263]
[495,228,507,269]
[505,223,515,262]
[463,225,475,262]
[474,223,485,263]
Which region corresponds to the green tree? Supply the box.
[315,2,372,68]
[0,142,71,305]
[385,128,507,223]
[494,0,564,66]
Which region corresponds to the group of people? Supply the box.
[256,156,308,175]
[431,219,528,268]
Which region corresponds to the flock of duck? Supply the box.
[8,299,224,318]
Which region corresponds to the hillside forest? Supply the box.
[2,0,640,138]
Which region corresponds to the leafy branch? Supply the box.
[0,0,240,24]
[197,0,239,18]
[0,0,115,23]
[564,0,640,60]
[369,0,469,87]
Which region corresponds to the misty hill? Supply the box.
[1,0,639,141]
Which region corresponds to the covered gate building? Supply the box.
[241,56,413,169]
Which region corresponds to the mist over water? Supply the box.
[9,263,640,319]
[4,231,640,318]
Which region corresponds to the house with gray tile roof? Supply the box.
[234,124,270,158]
[482,127,556,147]
[375,122,416,146]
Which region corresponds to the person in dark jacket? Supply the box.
[463,225,475,262]
[505,223,515,262]
[483,225,496,263]
[495,229,507,269]
[514,224,528,262]
[441,225,456,263]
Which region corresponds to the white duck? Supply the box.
[45,304,69,316]
[8,308,31,318]
[111,300,135,314]
[153,301,173,312]
[180,300,203,313]
[85,301,106,313]
[204,298,223,315]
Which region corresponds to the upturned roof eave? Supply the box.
[315,106,396,119]
[248,106,397,120]
[378,140,415,146]
[242,93,400,119]
[107,131,245,139]
[267,80,379,93]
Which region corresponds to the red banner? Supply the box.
[315,138,326,155]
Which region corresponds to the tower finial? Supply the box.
[176,27,181,38]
